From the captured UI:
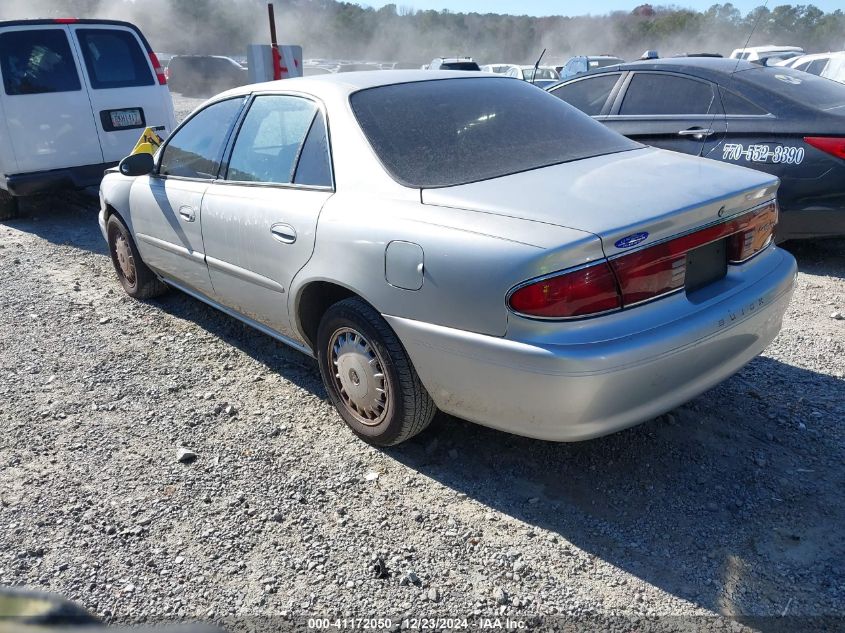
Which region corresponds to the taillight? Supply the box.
[507,261,621,319]
[149,52,167,85]
[507,200,777,319]
[610,200,778,305]
[52,18,79,23]
[804,136,845,160]
[727,201,778,262]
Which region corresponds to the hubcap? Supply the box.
[114,235,136,284]
[329,327,389,426]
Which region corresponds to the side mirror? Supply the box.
[118,152,155,177]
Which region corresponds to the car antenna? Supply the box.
[531,48,546,85]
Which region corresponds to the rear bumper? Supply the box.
[386,247,796,442]
[2,163,115,196]
[777,207,845,241]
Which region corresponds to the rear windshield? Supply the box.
[735,66,845,111]
[76,28,153,89]
[0,28,81,95]
[350,77,639,188]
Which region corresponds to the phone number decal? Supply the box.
[722,143,804,165]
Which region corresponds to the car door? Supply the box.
[129,96,245,296]
[69,24,177,163]
[0,25,103,172]
[200,94,334,338]
[603,71,728,158]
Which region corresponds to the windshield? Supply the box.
[350,77,640,188]
[735,65,845,111]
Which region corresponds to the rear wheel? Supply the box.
[0,189,19,221]
[106,214,168,299]
[317,298,436,446]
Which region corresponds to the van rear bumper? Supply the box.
[2,162,116,196]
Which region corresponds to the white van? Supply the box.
[0,19,176,219]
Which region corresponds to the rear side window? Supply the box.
[350,77,639,188]
[76,29,153,89]
[227,95,317,184]
[293,111,332,187]
[804,59,828,76]
[720,88,768,115]
[0,28,81,95]
[159,97,244,179]
[621,74,717,115]
[550,74,620,116]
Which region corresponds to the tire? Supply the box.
[106,214,168,299]
[0,189,19,221]
[317,297,436,446]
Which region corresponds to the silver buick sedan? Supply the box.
[99,71,796,446]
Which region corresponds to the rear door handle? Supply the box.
[178,205,196,222]
[270,223,297,244]
[678,127,715,138]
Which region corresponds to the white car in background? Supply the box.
[480,63,517,74]
[776,51,845,84]
[729,45,804,63]
[505,65,561,87]
[0,18,176,220]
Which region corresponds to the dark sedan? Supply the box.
[547,58,845,240]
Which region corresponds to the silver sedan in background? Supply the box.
[99,71,796,446]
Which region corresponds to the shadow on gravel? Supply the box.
[781,237,845,278]
[388,356,845,620]
[2,191,107,256]
[152,291,325,399]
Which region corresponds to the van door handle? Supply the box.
[178,205,196,222]
[678,127,715,138]
[270,223,297,244]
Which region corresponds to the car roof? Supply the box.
[215,70,493,100]
[589,56,759,77]
[733,45,803,53]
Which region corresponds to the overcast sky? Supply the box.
[360,1,843,16]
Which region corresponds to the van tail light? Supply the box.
[52,18,79,23]
[507,261,622,318]
[508,200,777,319]
[804,136,845,160]
[149,52,167,85]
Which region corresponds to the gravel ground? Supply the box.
[0,94,844,629]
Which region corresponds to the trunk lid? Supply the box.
[421,147,778,257]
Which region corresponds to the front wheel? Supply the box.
[106,214,168,299]
[317,298,436,446]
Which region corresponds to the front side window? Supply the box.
[350,77,639,188]
[159,97,244,179]
[550,74,620,116]
[227,95,318,184]
[0,28,81,95]
[621,74,717,115]
[76,28,153,89]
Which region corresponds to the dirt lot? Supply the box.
[0,94,843,628]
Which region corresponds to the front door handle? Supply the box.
[678,127,715,138]
[178,205,196,222]
[270,223,297,244]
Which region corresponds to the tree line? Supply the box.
[4,0,844,65]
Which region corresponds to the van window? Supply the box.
[76,29,154,89]
[0,28,81,95]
